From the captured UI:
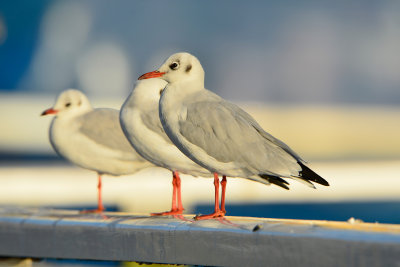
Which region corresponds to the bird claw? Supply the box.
[151,209,184,216]
[194,210,225,220]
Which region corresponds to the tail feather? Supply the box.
[298,162,329,186]
[259,162,329,189]
[259,174,290,190]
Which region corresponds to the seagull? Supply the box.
[120,78,211,216]
[41,89,152,213]
[138,52,329,220]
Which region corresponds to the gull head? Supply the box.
[131,78,168,107]
[138,52,204,86]
[41,89,92,117]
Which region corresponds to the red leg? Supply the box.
[175,171,184,212]
[80,174,105,214]
[171,173,178,210]
[220,175,227,214]
[151,171,184,216]
[214,173,220,213]
[195,173,225,220]
[97,175,105,212]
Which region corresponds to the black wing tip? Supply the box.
[298,162,330,186]
[259,174,290,190]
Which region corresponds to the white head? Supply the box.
[41,89,92,117]
[129,78,168,108]
[138,52,205,87]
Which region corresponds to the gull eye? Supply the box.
[65,103,71,107]
[169,62,179,70]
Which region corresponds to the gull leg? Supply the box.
[96,174,105,212]
[175,171,184,212]
[151,171,184,216]
[220,175,227,214]
[80,174,105,214]
[195,173,225,220]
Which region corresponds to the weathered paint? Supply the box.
[0,207,400,266]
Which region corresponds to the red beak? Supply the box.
[41,108,58,116]
[138,70,166,80]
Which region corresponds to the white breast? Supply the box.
[120,105,210,177]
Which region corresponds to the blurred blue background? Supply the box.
[0,1,400,225]
[1,0,400,103]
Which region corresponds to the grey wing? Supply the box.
[79,108,138,154]
[223,101,305,163]
[179,101,243,164]
[140,108,172,143]
[178,95,301,175]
